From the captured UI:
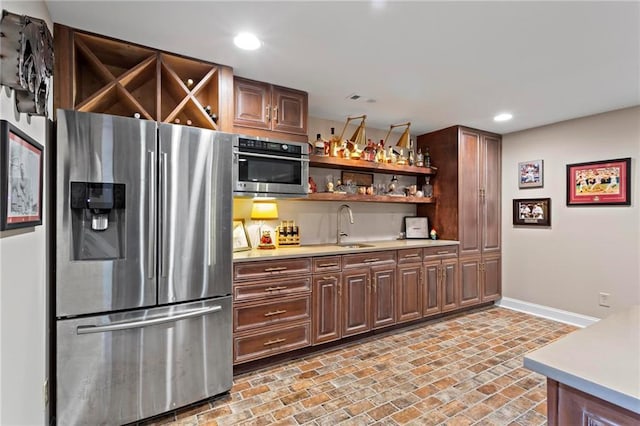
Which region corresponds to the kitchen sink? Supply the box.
[336,243,375,249]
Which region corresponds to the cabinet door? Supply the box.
[482,253,501,301]
[371,265,396,329]
[396,264,422,323]
[312,274,341,345]
[423,260,441,317]
[459,256,481,307]
[458,129,482,257]
[482,134,501,253]
[272,85,307,135]
[342,268,370,337]
[441,258,459,312]
[233,78,270,130]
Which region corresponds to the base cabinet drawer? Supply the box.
[234,295,311,332]
[233,322,310,364]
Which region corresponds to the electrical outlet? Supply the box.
[599,292,610,307]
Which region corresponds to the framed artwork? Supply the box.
[404,216,429,238]
[566,158,631,206]
[513,198,551,227]
[0,120,44,230]
[518,159,544,188]
[232,219,251,252]
[341,171,373,187]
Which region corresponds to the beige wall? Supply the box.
[501,106,640,318]
[0,2,52,424]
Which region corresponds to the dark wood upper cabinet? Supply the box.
[233,77,308,141]
[54,24,233,131]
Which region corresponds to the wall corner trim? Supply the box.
[496,297,600,328]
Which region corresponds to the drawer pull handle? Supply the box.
[437,251,450,255]
[322,276,336,281]
[264,309,287,317]
[264,266,287,272]
[364,258,380,263]
[263,338,286,346]
[404,254,419,258]
[318,262,338,267]
[265,286,287,292]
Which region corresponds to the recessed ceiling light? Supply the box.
[234,32,262,50]
[494,113,513,122]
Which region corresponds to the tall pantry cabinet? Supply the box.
[417,126,501,307]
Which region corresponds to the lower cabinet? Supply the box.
[341,251,397,337]
[424,246,459,315]
[342,268,371,337]
[312,272,341,345]
[547,379,640,426]
[396,249,423,323]
[234,245,498,364]
[459,253,501,307]
[232,259,312,364]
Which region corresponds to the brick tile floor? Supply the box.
[140,307,576,425]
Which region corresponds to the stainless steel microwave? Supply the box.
[232,136,310,198]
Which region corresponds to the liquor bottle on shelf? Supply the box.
[424,147,431,168]
[422,176,433,198]
[314,133,326,156]
[415,148,424,167]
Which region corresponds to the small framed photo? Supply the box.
[232,219,251,252]
[404,216,429,239]
[518,159,544,188]
[341,171,373,187]
[566,158,631,206]
[0,121,44,230]
[513,198,551,227]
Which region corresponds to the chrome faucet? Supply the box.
[337,204,354,245]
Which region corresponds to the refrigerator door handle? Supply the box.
[147,151,156,279]
[160,152,169,278]
[76,305,223,335]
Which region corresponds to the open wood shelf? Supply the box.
[309,155,436,177]
[294,192,435,204]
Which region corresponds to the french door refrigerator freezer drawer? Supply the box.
[56,297,232,425]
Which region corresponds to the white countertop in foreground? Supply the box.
[233,239,459,262]
[524,305,640,414]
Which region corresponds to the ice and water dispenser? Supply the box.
[70,182,126,260]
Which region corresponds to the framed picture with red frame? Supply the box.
[566,157,631,206]
[0,121,44,230]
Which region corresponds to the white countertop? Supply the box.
[233,239,459,262]
[524,304,640,414]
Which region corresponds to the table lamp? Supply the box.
[251,199,279,249]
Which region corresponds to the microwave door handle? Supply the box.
[76,305,223,334]
[147,151,156,279]
[232,150,310,162]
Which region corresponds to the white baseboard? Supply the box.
[496,297,600,328]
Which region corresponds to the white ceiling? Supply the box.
[44,1,640,136]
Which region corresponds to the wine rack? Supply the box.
[54,25,232,130]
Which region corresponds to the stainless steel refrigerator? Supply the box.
[55,110,233,425]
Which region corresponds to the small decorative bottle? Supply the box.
[416,148,424,167]
[424,147,431,168]
[422,176,433,198]
[314,134,326,156]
